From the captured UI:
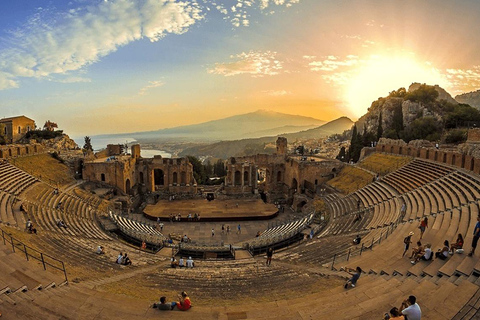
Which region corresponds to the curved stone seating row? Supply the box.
[0,191,17,227]
[0,163,37,195]
[109,212,165,246]
[246,213,313,249]
[382,159,454,194]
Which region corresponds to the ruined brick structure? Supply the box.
[83,144,196,195]
[225,138,344,205]
[376,129,480,174]
[0,115,36,144]
[0,143,44,159]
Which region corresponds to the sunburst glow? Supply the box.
[346,56,449,118]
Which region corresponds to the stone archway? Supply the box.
[234,171,241,185]
[292,178,298,191]
[125,179,131,194]
[154,169,164,186]
[173,172,178,184]
[181,171,186,184]
[243,171,249,185]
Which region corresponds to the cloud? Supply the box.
[208,51,283,77]
[0,0,203,90]
[211,0,300,27]
[308,55,359,72]
[51,76,92,83]
[445,66,480,94]
[263,89,291,96]
[139,80,165,95]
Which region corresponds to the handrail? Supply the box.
[0,227,68,283]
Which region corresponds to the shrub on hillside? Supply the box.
[444,129,467,144]
[25,129,63,140]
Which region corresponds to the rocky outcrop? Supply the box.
[42,134,79,151]
[455,89,480,109]
[408,140,434,148]
[408,83,458,105]
[401,100,442,125]
[378,138,407,146]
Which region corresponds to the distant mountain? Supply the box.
[456,89,480,109]
[283,116,353,140]
[179,116,353,158]
[123,110,326,142]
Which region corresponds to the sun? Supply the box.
[345,56,448,118]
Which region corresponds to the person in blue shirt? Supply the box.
[468,216,480,256]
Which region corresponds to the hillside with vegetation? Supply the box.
[342,83,480,163]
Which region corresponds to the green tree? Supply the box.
[388,87,407,98]
[336,146,346,161]
[213,159,227,176]
[403,117,442,142]
[187,155,206,184]
[404,84,439,105]
[377,111,383,141]
[83,136,93,152]
[347,125,363,162]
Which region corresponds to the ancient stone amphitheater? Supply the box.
[1,147,480,319]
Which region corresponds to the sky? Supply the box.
[1,0,480,137]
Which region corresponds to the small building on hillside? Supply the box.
[0,115,36,144]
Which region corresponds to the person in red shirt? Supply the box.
[450,233,464,254]
[172,291,191,311]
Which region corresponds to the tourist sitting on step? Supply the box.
[186,256,194,268]
[27,222,37,234]
[399,295,421,320]
[96,246,105,255]
[116,252,123,264]
[343,266,362,288]
[171,291,191,311]
[410,243,432,264]
[171,257,179,268]
[179,257,185,268]
[152,296,172,311]
[57,219,67,229]
[121,253,132,266]
[383,307,404,320]
[435,240,450,260]
[353,235,361,245]
[450,233,464,254]
[408,241,423,259]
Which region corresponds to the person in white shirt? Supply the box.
[400,295,421,320]
[179,257,185,268]
[186,257,194,268]
[116,252,123,264]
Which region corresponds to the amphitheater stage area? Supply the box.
[143,198,278,221]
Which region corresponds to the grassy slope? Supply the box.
[358,153,412,175]
[11,153,75,186]
[327,166,374,194]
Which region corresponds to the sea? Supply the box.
[73,136,171,158]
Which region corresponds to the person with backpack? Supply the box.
[403,231,414,257]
